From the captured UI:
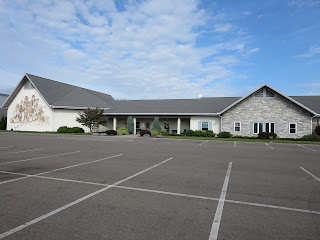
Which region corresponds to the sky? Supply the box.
[0,0,319,100]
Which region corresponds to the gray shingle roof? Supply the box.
[106,97,241,114]
[0,93,9,107]
[290,96,320,114]
[27,74,115,108]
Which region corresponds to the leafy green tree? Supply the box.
[0,116,7,130]
[151,116,161,132]
[126,116,134,134]
[76,108,107,133]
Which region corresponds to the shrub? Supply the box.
[193,130,206,137]
[151,129,160,137]
[315,125,320,136]
[118,128,129,133]
[232,135,258,139]
[57,126,84,133]
[160,130,167,136]
[205,130,215,137]
[106,130,117,135]
[140,129,151,136]
[186,130,195,136]
[0,116,7,130]
[217,131,232,138]
[301,134,320,141]
[258,132,277,139]
[71,127,85,133]
[126,116,134,134]
[117,129,129,135]
[151,117,161,132]
[169,133,178,136]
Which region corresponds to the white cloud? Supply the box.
[0,0,256,99]
[288,0,320,8]
[294,46,320,58]
[213,23,233,32]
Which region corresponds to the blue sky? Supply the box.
[0,0,319,99]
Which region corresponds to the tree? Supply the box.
[126,116,134,134]
[151,116,161,132]
[0,116,7,130]
[76,108,107,133]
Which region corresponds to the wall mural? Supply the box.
[10,95,49,124]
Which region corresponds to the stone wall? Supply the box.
[221,88,313,138]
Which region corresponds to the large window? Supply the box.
[202,122,209,131]
[265,122,275,133]
[234,122,241,132]
[253,122,263,134]
[289,123,297,134]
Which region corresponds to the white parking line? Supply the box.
[199,140,209,146]
[297,144,317,152]
[2,169,320,217]
[0,157,173,239]
[0,151,80,165]
[0,153,123,185]
[60,137,118,142]
[300,167,320,182]
[0,148,44,155]
[209,162,232,240]
[0,146,13,149]
[265,143,274,149]
[234,142,236,148]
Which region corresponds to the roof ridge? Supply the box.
[116,96,241,102]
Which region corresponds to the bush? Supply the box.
[151,117,161,132]
[232,135,258,139]
[258,132,277,139]
[301,134,320,141]
[118,128,129,133]
[193,130,206,137]
[0,116,7,130]
[117,129,129,135]
[186,130,195,136]
[106,130,117,135]
[217,131,232,138]
[126,116,134,134]
[140,129,151,136]
[169,133,178,136]
[160,130,167,136]
[205,130,216,137]
[151,129,160,137]
[315,125,320,136]
[57,126,84,133]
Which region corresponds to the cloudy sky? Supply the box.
[0,0,319,99]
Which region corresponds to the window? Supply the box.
[289,123,297,134]
[136,122,140,128]
[265,123,275,133]
[234,122,241,132]
[24,80,34,89]
[201,122,209,131]
[253,122,263,134]
[146,122,150,129]
[254,88,275,98]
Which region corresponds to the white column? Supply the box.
[113,117,117,130]
[177,118,181,134]
[133,118,137,134]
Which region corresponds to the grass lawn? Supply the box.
[164,135,320,145]
[0,130,90,135]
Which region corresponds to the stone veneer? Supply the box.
[221,88,313,138]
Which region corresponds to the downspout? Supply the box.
[219,114,222,133]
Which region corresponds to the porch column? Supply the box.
[113,117,117,130]
[133,117,137,134]
[177,118,181,134]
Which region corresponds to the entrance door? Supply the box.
[164,121,170,133]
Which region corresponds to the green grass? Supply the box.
[0,130,90,135]
[164,135,320,145]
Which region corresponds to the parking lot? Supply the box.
[0,132,319,239]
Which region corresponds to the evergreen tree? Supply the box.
[0,116,7,130]
[126,116,134,134]
[151,116,161,132]
[76,108,107,133]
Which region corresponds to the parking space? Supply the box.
[0,132,319,239]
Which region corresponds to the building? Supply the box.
[2,74,320,138]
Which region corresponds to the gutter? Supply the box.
[102,113,220,116]
[51,106,111,110]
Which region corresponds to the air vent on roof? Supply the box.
[24,80,34,90]
[266,88,275,97]
[254,89,263,97]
